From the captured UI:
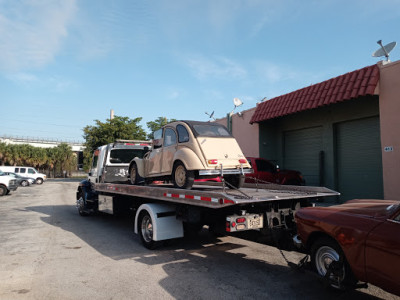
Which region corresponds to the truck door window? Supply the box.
[20,168,26,173]
[109,149,147,163]
[92,151,99,168]
[177,125,189,143]
[164,128,177,147]
[28,168,35,174]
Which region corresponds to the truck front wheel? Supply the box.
[138,211,160,249]
[76,190,89,216]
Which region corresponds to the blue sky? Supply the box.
[1,0,399,142]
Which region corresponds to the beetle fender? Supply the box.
[174,148,205,170]
[131,158,145,178]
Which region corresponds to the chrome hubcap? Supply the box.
[315,246,345,288]
[141,215,153,243]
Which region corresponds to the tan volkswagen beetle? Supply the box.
[128,120,252,189]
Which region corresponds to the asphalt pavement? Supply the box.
[0,180,398,300]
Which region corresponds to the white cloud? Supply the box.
[0,0,76,72]
[186,55,247,80]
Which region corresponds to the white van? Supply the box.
[0,166,47,184]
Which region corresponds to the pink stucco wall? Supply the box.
[215,107,259,157]
[378,60,400,200]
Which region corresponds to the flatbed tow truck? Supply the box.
[77,139,338,249]
[77,180,338,249]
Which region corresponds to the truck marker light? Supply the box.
[239,159,247,164]
[226,221,231,232]
[231,221,236,227]
[208,159,218,164]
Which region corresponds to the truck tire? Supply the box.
[311,237,357,289]
[172,162,194,189]
[76,190,89,216]
[36,178,44,185]
[0,185,7,196]
[138,211,160,249]
[223,175,244,189]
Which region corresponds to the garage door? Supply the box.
[336,117,383,201]
[284,127,323,186]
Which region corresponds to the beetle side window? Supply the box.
[153,129,163,149]
[164,128,177,147]
[177,125,189,143]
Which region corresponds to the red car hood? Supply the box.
[301,199,400,220]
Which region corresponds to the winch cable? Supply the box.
[271,227,309,271]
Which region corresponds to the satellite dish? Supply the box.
[205,111,216,121]
[233,98,243,108]
[372,40,396,61]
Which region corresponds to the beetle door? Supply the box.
[146,129,163,176]
[161,128,177,174]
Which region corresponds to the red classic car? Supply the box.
[294,199,400,296]
[245,157,305,185]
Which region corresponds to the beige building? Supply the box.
[219,60,400,201]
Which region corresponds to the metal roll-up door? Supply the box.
[336,117,383,201]
[284,126,323,186]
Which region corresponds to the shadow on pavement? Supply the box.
[23,204,384,300]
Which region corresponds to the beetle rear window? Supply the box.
[192,124,231,137]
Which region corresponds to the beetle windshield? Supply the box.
[192,124,231,137]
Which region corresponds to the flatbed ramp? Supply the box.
[94,183,339,208]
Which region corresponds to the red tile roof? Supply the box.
[250,64,380,123]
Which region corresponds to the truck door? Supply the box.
[88,148,101,183]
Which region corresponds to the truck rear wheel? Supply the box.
[172,162,194,189]
[138,211,160,249]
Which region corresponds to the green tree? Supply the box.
[82,115,147,171]
[146,117,176,139]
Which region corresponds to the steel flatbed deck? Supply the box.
[94,182,339,209]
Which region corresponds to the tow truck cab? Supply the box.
[88,140,151,184]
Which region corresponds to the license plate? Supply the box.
[247,215,262,229]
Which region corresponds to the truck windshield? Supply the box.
[192,124,231,137]
[110,149,147,164]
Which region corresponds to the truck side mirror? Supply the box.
[88,172,92,176]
